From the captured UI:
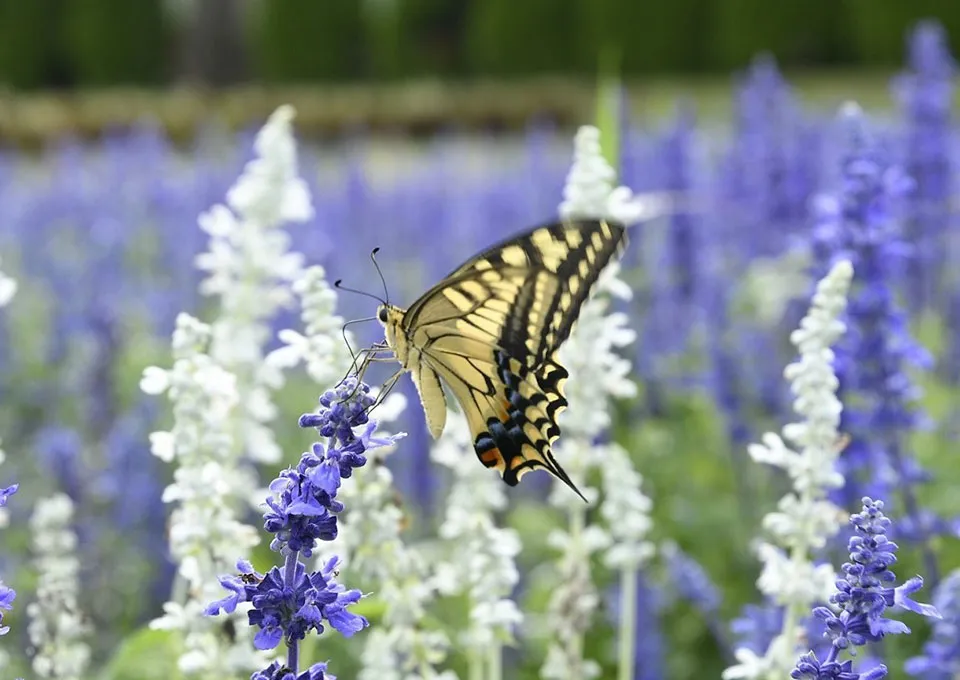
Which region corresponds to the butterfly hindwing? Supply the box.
[393,219,627,499]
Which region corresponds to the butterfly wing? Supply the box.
[403,218,627,498]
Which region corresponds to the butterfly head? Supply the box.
[376,303,407,360]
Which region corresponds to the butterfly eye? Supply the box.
[378,306,389,324]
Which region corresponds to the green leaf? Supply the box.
[100,627,184,680]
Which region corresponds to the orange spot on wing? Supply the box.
[479,447,502,467]
[497,399,511,422]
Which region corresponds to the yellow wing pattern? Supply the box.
[393,219,627,500]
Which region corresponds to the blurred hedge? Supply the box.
[0,0,957,89]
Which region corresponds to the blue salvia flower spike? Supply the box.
[812,102,939,584]
[893,19,956,311]
[791,497,940,680]
[207,377,402,678]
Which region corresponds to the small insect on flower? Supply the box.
[340,219,627,501]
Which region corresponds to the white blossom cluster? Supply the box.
[141,313,265,675]
[25,494,89,680]
[723,260,854,680]
[266,264,355,387]
[195,104,312,466]
[540,125,654,680]
[560,126,652,226]
[432,408,523,674]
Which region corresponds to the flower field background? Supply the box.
[3,17,960,680]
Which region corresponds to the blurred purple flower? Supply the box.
[0,483,16,508]
[661,105,700,306]
[905,568,960,678]
[893,20,955,311]
[731,602,783,655]
[811,104,940,582]
[0,581,15,636]
[725,55,815,260]
[664,544,732,661]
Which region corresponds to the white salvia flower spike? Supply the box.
[723,260,854,680]
[432,409,523,677]
[143,313,267,675]
[542,124,654,680]
[195,104,311,467]
[26,494,90,680]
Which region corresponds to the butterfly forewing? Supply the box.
[391,219,627,499]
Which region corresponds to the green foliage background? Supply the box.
[1,0,959,89]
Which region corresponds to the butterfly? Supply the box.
[361,218,627,501]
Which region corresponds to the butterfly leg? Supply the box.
[362,368,404,418]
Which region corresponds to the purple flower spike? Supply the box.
[792,497,940,679]
[208,378,399,677]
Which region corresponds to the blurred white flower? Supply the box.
[195,105,312,467]
[26,494,90,680]
[723,260,854,680]
[142,313,265,676]
[0,256,15,307]
[600,443,655,571]
[431,408,523,662]
[542,124,653,680]
[227,105,313,225]
[560,125,652,226]
[739,249,812,326]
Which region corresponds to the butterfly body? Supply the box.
[374,219,627,500]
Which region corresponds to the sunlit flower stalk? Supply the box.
[432,410,523,680]
[141,313,265,676]
[540,124,648,680]
[724,259,853,680]
[25,494,90,680]
[195,104,312,467]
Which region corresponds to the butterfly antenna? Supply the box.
[370,247,390,306]
[334,279,386,306]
